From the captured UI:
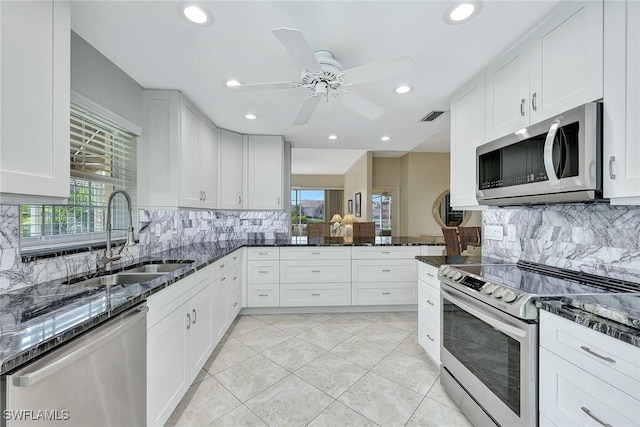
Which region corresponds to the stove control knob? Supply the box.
[446,270,456,279]
[502,290,517,303]
[482,283,496,294]
[452,271,463,280]
[440,266,450,276]
[493,287,506,298]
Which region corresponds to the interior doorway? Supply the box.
[372,188,399,236]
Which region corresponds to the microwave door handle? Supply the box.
[544,120,561,186]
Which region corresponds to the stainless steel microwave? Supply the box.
[476,102,602,206]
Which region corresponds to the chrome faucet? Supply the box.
[102,189,136,270]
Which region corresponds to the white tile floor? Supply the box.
[165,311,472,427]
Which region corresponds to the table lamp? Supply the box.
[342,213,355,243]
[330,214,343,237]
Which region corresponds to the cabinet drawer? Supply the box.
[540,310,640,399]
[226,249,243,267]
[247,284,279,307]
[352,259,417,282]
[419,280,440,324]
[351,246,420,259]
[279,246,350,260]
[247,247,279,260]
[420,321,440,366]
[418,263,440,288]
[540,347,640,427]
[280,260,351,283]
[352,282,417,305]
[280,283,351,307]
[247,260,279,283]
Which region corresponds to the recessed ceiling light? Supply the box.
[381,136,391,141]
[445,2,481,24]
[226,80,241,87]
[328,135,338,140]
[245,113,257,120]
[395,85,412,94]
[179,3,213,26]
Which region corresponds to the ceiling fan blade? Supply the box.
[227,81,301,92]
[337,92,385,120]
[344,55,417,85]
[272,27,322,72]
[293,96,320,125]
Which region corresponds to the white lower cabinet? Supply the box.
[246,247,280,307]
[539,310,640,426]
[417,262,441,364]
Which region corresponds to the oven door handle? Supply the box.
[441,288,527,339]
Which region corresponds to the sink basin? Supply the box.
[67,273,165,287]
[124,262,192,274]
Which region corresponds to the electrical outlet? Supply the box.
[200,220,208,231]
[506,224,517,242]
[273,220,283,230]
[154,223,162,237]
[485,225,503,241]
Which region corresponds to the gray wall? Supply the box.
[71,31,143,126]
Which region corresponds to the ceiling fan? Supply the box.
[227,27,417,125]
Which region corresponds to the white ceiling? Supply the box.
[70,0,561,174]
[291,148,366,175]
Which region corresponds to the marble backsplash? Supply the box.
[0,205,289,292]
[483,203,640,282]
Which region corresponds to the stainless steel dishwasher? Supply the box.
[1,303,147,427]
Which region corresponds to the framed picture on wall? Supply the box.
[348,199,353,214]
[355,192,361,217]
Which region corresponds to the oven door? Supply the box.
[440,284,537,427]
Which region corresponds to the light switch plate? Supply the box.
[485,225,503,241]
[154,223,162,237]
[201,220,208,231]
[506,224,516,242]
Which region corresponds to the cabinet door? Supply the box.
[199,118,217,208]
[485,44,530,141]
[530,1,603,123]
[179,99,203,207]
[218,129,244,209]
[212,275,229,345]
[246,135,284,210]
[604,0,640,203]
[0,0,70,203]
[189,284,214,375]
[228,263,242,321]
[147,305,190,427]
[450,70,486,209]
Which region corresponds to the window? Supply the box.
[290,189,325,236]
[20,105,137,249]
[372,192,392,235]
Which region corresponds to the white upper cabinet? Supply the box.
[485,1,603,141]
[246,135,285,210]
[139,90,217,209]
[450,70,486,210]
[218,129,244,209]
[0,0,70,204]
[603,0,640,204]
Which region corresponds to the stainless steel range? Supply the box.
[438,261,638,427]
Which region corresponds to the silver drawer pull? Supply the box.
[381,251,391,254]
[192,309,197,324]
[221,277,226,281]
[311,252,320,255]
[580,346,616,363]
[219,264,225,269]
[382,269,391,272]
[311,293,320,296]
[427,300,435,306]
[186,313,191,330]
[233,256,238,260]
[233,302,238,307]
[581,407,612,427]
[233,276,238,281]
[426,272,435,278]
[382,292,391,295]
[258,252,268,255]
[311,270,321,273]
[258,294,268,297]
[258,270,268,274]
[427,334,435,342]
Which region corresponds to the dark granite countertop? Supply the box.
[538,295,640,348]
[0,236,442,374]
[264,236,445,246]
[415,255,508,268]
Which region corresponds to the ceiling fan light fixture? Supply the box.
[381,136,391,141]
[180,4,212,25]
[328,135,338,140]
[394,85,412,94]
[445,2,482,24]
[244,113,257,120]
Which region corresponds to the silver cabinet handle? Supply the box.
[233,302,238,307]
[581,407,612,427]
[426,272,435,278]
[238,195,241,204]
[531,92,537,111]
[220,276,227,281]
[311,293,320,296]
[203,191,206,201]
[311,252,320,255]
[186,313,191,330]
[382,292,391,295]
[427,300,435,306]
[609,156,616,180]
[258,294,268,297]
[258,252,268,255]
[233,276,238,281]
[258,270,268,274]
[382,269,391,272]
[580,346,616,363]
[520,98,525,116]
[219,264,226,269]
[311,270,321,273]
[13,305,148,387]
[192,309,197,324]
[381,251,391,254]
[427,334,435,342]
[277,196,280,205]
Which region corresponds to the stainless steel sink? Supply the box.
[67,273,165,287]
[124,262,192,274]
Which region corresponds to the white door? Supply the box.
[147,306,190,427]
[179,100,202,207]
[529,1,603,123]
[188,284,214,374]
[604,0,640,204]
[0,0,70,203]
[212,275,229,345]
[218,129,244,209]
[247,135,284,210]
[485,43,530,141]
[450,70,486,209]
[199,119,217,208]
